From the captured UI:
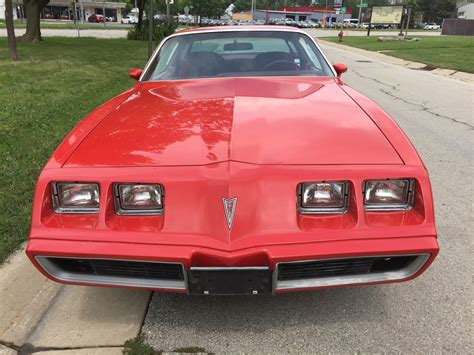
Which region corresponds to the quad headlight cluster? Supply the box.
[52,182,164,215]
[298,179,414,214]
[52,178,414,215]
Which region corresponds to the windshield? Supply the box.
[143,31,334,81]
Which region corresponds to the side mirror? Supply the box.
[129,68,143,81]
[333,63,348,78]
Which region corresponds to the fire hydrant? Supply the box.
[338,30,344,42]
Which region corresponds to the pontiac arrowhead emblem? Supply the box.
[222,198,237,229]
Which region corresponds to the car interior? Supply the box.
[145,32,333,81]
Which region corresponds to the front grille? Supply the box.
[48,257,184,281]
[277,256,418,281]
[36,256,187,290]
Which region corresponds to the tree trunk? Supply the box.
[5,0,19,60]
[21,0,49,42]
[137,0,144,29]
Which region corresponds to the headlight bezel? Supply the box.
[52,182,100,214]
[363,178,415,211]
[297,181,350,214]
[114,183,164,215]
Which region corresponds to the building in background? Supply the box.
[247,6,351,24]
[457,1,474,19]
[0,0,126,22]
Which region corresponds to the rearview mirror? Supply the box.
[129,68,143,81]
[333,63,348,78]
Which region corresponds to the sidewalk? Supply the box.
[0,247,150,354]
[318,39,474,84]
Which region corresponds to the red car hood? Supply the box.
[65,77,402,167]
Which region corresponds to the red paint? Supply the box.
[333,63,347,77]
[26,27,438,292]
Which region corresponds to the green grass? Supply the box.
[0,37,148,264]
[174,347,208,353]
[321,35,474,73]
[123,336,162,355]
[0,19,130,30]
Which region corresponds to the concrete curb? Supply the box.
[0,247,150,353]
[318,39,474,84]
[0,345,17,355]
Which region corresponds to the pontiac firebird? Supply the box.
[26,27,439,295]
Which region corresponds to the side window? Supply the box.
[152,40,179,78]
[298,37,322,71]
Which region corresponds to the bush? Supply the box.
[127,20,178,43]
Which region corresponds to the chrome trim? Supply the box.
[222,197,237,229]
[52,182,100,214]
[363,179,415,211]
[140,27,337,82]
[35,256,187,290]
[190,266,269,271]
[274,254,430,291]
[113,183,164,216]
[297,181,350,214]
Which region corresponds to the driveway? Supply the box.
[142,43,473,353]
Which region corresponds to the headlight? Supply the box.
[363,179,414,211]
[114,183,164,215]
[52,182,100,213]
[298,181,349,214]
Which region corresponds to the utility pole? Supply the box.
[103,0,106,26]
[405,7,411,36]
[166,0,170,21]
[358,0,363,24]
[74,0,80,37]
[266,0,269,24]
[80,0,84,23]
[251,0,255,21]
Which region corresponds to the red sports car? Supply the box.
[27,27,438,295]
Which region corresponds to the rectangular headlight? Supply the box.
[52,182,100,213]
[364,179,414,211]
[114,183,164,215]
[298,181,349,214]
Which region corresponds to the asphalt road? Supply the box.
[142,44,473,353]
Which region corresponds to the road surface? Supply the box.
[142,43,473,353]
[0,27,440,39]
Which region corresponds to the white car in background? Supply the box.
[121,15,138,24]
[424,23,440,30]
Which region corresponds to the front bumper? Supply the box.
[27,235,438,294]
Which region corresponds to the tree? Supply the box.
[411,0,456,23]
[190,0,227,19]
[21,0,50,42]
[5,0,18,60]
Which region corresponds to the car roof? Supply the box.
[174,25,305,35]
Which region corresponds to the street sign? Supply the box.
[357,3,368,8]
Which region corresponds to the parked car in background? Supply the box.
[88,14,105,23]
[26,26,438,296]
[424,23,441,30]
[121,15,138,24]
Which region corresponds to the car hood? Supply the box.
[64,77,402,167]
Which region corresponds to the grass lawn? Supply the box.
[0,37,148,264]
[321,35,474,73]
